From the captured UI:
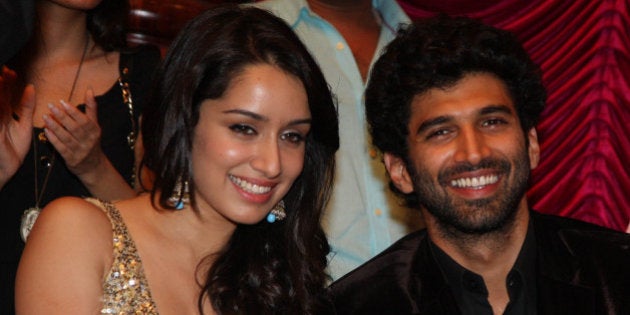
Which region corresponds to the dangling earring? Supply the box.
[266,200,286,223]
[168,180,189,210]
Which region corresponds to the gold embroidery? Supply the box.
[88,199,159,314]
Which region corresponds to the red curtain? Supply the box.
[399,0,630,231]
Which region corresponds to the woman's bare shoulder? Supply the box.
[36,196,113,234]
[15,196,116,313]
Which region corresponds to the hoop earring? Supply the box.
[266,200,286,223]
[167,180,189,210]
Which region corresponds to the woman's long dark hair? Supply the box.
[141,6,339,314]
[86,0,129,52]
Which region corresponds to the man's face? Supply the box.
[385,72,540,235]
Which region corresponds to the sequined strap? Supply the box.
[85,198,159,314]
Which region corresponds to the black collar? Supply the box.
[427,221,537,314]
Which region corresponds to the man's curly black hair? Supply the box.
[365,14,547,209]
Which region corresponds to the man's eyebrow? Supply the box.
[415,104,514,134]
[479,104,514,116]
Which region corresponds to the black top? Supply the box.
[0,45,160,314]
[430,222,537,315]
[330,210,630,314]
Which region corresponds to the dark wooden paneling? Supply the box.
[127,0,250,52]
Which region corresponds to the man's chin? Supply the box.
[433,206,518,236]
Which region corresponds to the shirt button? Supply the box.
[375,208,382,216]
[369,148,377,158]
[336,42,344,50]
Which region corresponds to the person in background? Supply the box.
[1,0,35,182]
[254,0,423,280]
[0,0,34,66]
[0,0,160,312]
[331,15,630,314]
[16,6,339,314]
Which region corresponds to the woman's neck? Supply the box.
[35,1,90,60]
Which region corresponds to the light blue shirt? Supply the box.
[253,0,424,280]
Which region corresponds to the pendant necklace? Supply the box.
[20,34,90,242]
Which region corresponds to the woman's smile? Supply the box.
[228,174,276,203]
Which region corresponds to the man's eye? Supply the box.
[482,118,507,127]
[426,129,450,139]
[229,124,256,135]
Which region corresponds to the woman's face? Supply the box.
[191,64,310,225]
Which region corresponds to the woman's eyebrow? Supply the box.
[223,109,312,126]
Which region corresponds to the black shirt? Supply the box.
[430,223,538,315]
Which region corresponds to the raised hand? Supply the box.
[42,88,136,200]
[1,66,35,189]
[43,88,104,179]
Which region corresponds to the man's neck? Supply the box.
[306,0,380,82]
[306,0,374,20]
[427,207,529,270]
[426,204,531,313]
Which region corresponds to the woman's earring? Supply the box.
[266,200,286,223]
[168,180,189,210]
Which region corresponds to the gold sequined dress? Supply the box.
[87,198,159,314]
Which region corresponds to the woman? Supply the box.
[16,5,339,315]
[0,0,160,312]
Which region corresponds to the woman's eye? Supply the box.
[281,132,305,144]
[229,124,256,135]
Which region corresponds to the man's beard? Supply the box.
[409,150,531,236]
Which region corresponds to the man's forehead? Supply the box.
[408,73,515,119]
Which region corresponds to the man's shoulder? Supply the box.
[249,0,302,22]
[329,230,460,314]
[249,0,282,11]
[533,211,630,312]
[534,211,630,255]
[532,210,630,245]
[339,229,428,276]
[329,230,429,313]
[534,211,630,276]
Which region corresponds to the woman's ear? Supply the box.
[383,153,414,194]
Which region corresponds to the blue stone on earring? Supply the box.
[175,200,185,210]
[167,180,190,210]
[266,200,286,223]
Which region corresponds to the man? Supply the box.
[253,0,423,280]
[331,15,630,314]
